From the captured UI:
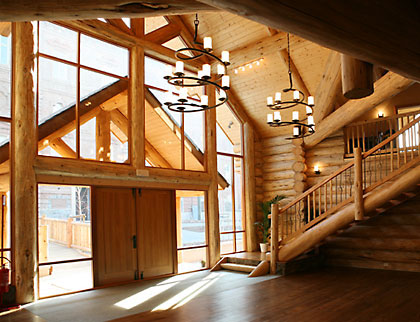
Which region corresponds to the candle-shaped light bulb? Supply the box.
[275,92,282,103]
[203,64,211,78]
[308,115,315,126]
[267,114,274,124]
[217,64,225,75]
[175,61,184,75]
[378,111,384,118]
[179,88,188,101]
[274,111,281,122]
[306,105,312,115]
[267,96,274,106]
[293,111,299,122]
[201,95,209,106]
[219,90,227,101]
[203,37,212,50]
[198,70,203,79]
[293,90,300,101]
[222,75,230,89]
[308,96,315,106]
[164,65,173,79]
[314,165,320,174]
[293,126,300,137]
[221,51,229,64]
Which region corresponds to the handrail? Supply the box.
[274,114,420,246]
[346,109,420,126]
[279,114,420,215]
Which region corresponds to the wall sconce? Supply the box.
[378,111,384,118]
[314,165,321,175]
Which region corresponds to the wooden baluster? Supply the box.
[410,124,415,160]
[270,204,279,274]
[307,195,311,224]
[352,126,355,152]
[312,191,316,218]
[324,184,327,213]
[417,119,420,156]
[354,147,364,220]
[396,118,401,168]
[318,187,321,215]
[403,125,408,164]
[362,124,366,152]
[389,119,394,172]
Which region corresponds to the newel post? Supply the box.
[354,147,364,220]
[270,203,279,274]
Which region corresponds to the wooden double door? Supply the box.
[92,187,176,286]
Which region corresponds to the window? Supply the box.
[35,22,129,163]
[0,33,11,118]
[216,102,245,255]
[145,16,168,34]
[38,184,93,298]
[176,191,208,273]
[144,56,205,171]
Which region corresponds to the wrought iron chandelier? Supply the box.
[162,14,230,113]
[266,33,315,139]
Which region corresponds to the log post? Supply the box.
[354,147,364,220]
[11,22,37,303]
[206,88,220,267]
[66,217,73,248]
[244,122,257,251]
[341,54,374,99]
[270,203,278,274]
[96,110,111,161]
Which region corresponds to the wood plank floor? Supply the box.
[2,267,420,321]
[112,267,420,322]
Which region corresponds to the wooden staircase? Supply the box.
[211,253,270,277]
[322,192,420,272]
[270,114,420,268]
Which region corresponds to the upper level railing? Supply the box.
[344,110,420,156]
[271,114,420,252]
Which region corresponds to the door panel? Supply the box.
[137,189,176,278]
[93,187,137,286]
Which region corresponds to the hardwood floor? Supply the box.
[2,267,420,321]
[112,268,420,322]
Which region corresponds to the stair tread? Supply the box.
[220,263,256,273]
[326,257,420,273]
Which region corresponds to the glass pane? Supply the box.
[177,193,206,248]
[62,129,76,152]
[236,233,245,252]
[110,132,128,163]
[39,145,62,157]
[0,192,11,250]
[38,57,77,125]
[39,22,78,62]
[80,34,128,77]
[216,101,242,155]
[38,185,92,264]
[148,88,181,127]
[184,109,204,153]
[39,261,93,298]
[145,16,168,34]
[234,158,243,231]
[218,155,233,232]
[220,234,234,255]
[162,36,193,57]
[80,118,96,160]
[80,68,120,100]
[145,57,173,92]
[0,34,11,118]
[0,122,10,147]
[177,248,207,274]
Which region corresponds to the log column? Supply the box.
[244,122,257,251]
[11,22,37,303]
[341,54,374,99]
[206,89,220,266]
[130,18,145,169]
[354,147,364,220]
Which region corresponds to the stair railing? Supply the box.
[271,114,420,252]
[344,110,420,156]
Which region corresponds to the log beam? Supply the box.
[11,22,37,303]
[341,54,374,99]
[0,1,216,21]
[49,138,77,158]
[144,22,181,44]
[305,72,414,148]
[313,52,346,124]
[196,0,420,82]
[96,111,111,161]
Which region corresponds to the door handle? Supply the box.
[132,235,137,249]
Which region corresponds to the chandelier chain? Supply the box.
[287,33,293,89]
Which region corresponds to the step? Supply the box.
[325,257,420,273]
[364,213,420,226]
[324,236,420,252]
[339,224,420,239]
[220,263,256,273]
[323,247,420,265]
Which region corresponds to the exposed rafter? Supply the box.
[144,22,181,44]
